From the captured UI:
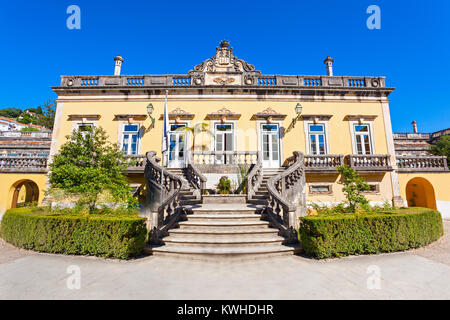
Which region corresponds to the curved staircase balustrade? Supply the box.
[266,151,306,243]
[185,163,207,200]
[145,151,184,243]
[247,158,263,202]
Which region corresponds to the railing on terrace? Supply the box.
[0,131,52,138]
[124,154,147,172]
[190,151,259,165]
[348,154,393,171]
[0,156,48,172]
[393,133,432,140]
[59,75,386,89]
[397,156,448,172]
[304,154,344,171]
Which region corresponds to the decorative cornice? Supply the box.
[67,114,101,121]
[301,114,333,122]
[113,114,148,121]
[345,115,378,121]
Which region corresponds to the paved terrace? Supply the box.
[1,221,449,300]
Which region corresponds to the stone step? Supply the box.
[161,236,285,247]
[169,228,279,239]
[146,244,300,260]
[180,194,197,200]
[178,220,270,230]
[252,194,268,200]
[185,214,262,222]
[202,195,247,204]
[248,199,268,205]
[180,199,201,205]
[255,191,268,196]
[190,207,259,215]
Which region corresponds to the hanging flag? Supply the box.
[161,90,169,153]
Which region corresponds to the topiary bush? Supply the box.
[0,207,147,259]
[299,208,443,259]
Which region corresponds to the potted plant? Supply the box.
[218,176,231,195]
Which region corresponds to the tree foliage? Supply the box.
[337,165,370,212]
[0,100,56,129]
[430,135,450,168]
[0,108,22,118]
[36,100,56,129]
[49,126,135,212]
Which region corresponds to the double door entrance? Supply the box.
[168,123,186,168]
[261,123,280,168]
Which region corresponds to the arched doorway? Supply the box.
[10,180,40,209]
[406,177,437,210]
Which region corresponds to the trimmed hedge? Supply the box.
[0,207,147,259]
[299,208,444,259]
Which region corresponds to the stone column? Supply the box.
[382,101,404,207]
[41,100,65,207]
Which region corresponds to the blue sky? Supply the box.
[1,0,449,132]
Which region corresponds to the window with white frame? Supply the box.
[353,124,373,155]
[122,124,140,155]
[308,124,327,155]
[76,123,94,138]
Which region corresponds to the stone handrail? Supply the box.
[348,154,392,171]
[185,163,207,201]
[266,151,306,243]
[145,151,184,243]
[0,156,48,172]
[191,151,259,165]
[59,75,387,89]
[397,156,449,172]
[124,154,146,171]
[304,154,344,171]
[246,152,263,201]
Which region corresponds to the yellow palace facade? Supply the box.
[1,41,449,219]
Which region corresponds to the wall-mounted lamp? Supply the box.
[145,103,155,133]
[292,103,303,128]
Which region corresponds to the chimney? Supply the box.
[412,120,418,133]
[114,54,124,76]
[324,56,334,76]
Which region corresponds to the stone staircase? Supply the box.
[146,167,300,260]
[248,168,285,205]
[166,168,201,206]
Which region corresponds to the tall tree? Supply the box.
[36,100,56,129]
[49,126,135,212]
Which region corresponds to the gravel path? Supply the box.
[0,221,449,299]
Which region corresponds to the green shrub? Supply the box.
[299,208,443,259]
[0,207,147,259]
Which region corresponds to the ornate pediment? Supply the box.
[189,41,261,86]
[159,108,195,121]
[205,107,241,121]
[251,108,287,121]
